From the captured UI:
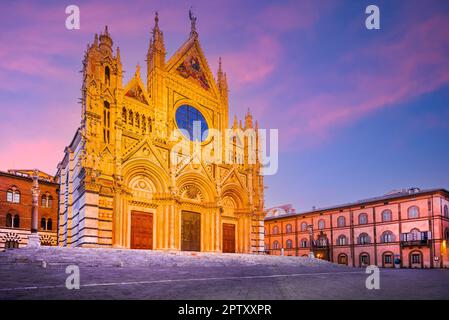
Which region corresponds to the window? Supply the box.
[337,216,346,227]
[142,115,147,134]
[5,241,19,249]
[103,101,111,144]
[408,206,419,219]
[445,228,449,241]
[272,226,279,235]
[301,222,308,232]
[6,188,20,203]
[381,231,394,243]
[105,66,110,85]
[13,215,20,228]
[122,107,127,123]
[382,209,392,222]
[6,213,12,228]
[136,112,140,128]
[175,105,209,142]
[300,238,308,248]
[410,228,420,240]
[384,254,392,264]
[411,253,421,264]
[48,196,53,208]
[360,253,370,266]
[286,224,292,233]
[337,235,347,246]
[47,219,53,231]
[358,233,370,245]
[358,213,368,225]
[286,239,293,249]
[272,241,279,250]
[318,219,325,230]
[129,110,134,125]
[41,195,47,207]
[444,205,448,218]
[41,218,47,230]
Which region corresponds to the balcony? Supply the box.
[400,231,431,247]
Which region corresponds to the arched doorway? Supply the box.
[409,250,423,268]
[338,253,348,265]
[359,252,370,267]
[382,251,394,268]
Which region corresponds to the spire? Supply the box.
[233,115,238,129]
[147,11,165,69]
[217,57,223,83]
[189,7,198,38]
[245,108,253,129]
[116,46,121,62]
[99,25,113,54]
[135,63,141,78]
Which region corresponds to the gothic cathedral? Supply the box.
[57,12,265,253]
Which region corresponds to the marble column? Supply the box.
[27,170,41,248]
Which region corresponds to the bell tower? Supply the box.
[81,26,122,175]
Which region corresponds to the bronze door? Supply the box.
[222,223,236,253]
[181,211,201,251]
[131,211,153,250]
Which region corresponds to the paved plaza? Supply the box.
[0,247,448,299]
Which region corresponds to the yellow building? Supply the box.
[56,12,265,253]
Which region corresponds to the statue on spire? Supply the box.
[189,7,197,37]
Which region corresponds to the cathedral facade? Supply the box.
[56,12,265,253]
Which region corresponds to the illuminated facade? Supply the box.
[0,169,58,248]
[265,188,449,268]
[56,12,265,253]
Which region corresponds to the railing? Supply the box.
[400,231,431,247]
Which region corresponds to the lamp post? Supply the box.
[308,224,315,258]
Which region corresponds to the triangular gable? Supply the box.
[221,167,245,190]
[166,37,219,97]
[122,138,168,174]
[123,74,150,105]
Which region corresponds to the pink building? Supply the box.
[264,188,449,268]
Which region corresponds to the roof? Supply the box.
[0,169,58,184]
[265,188,449,220]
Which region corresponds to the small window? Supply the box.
[408,206,419,219]
[13,215,20,228]
[318,219,325,230]
[337,216,346,227]
[382,209,392,222]
[41,218,47,230]
[286,239,293,249]
[358,213,368,225]
[358,233,370,245]
[301,222,308,232]
[47,219,53,231]
[286,224,292,233]
[5,241,19,249]
[272,226,279,235]
[48,196,53,208]
[7,188,21,203]
[105,66,110,85]
[6,190,13,202]
[360,253,370,266]
[41,195,47,207]
[300,239,308,248]
[444,205,448,218]
[411,253,421,264]
[381,231,394,243]
[122,107,127,123]
[337,235,347,246]
[6,213,12,228]
[272,241,279,250]
[384,254,392,264]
